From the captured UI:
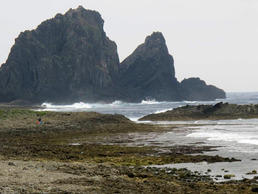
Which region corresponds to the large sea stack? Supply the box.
[0,6,120,103]
[0,6,226,104]
[119,32,181,101]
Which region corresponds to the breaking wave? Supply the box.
[41,102,92,111]
[141,99,159,104]
[111,100,123,105]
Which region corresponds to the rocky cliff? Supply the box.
[0,6,120,103]
[0,6,226,104]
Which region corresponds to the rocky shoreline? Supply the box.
[0,108,258,193]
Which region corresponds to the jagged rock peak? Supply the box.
[145,32,166,46]
[121,31,170,64]
[120,31,174,74]
[64,6,104,26]
[66,5,96,14]
[134,31,169,55]
[74,5,86,11]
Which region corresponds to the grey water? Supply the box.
[40,92,258,181]
[41,92,258,121]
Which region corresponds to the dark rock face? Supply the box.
[0,6,226,104]
[180,78,226,101]
[119,32,181,101]
[0,6,120,103]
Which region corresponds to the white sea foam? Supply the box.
[41,102,92,111]
[238,139,258,145]
[129,117,140,122]
[183,101,197,104]
[187,129,258,145]
[69,143,81,146]
[215,98,226,101]
[141,99,159,104]
[154,108,173,114]
[111,100,123,105]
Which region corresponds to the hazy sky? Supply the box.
[1,0,258,92]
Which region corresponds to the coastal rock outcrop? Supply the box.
[0,6,226,104]
[140,102,258,121]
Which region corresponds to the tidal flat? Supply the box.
[0,108,257,193]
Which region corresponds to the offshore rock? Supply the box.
[0,6,120,103]
[180,78,226,101]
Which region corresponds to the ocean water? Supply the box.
[40,92,258,180]
[41,92,258,121]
